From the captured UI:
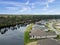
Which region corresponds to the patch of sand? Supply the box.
[27,41,37,45]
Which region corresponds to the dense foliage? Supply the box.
[0,15,60,28]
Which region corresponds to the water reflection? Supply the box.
[0,28,8,34]
[0,24,26,45]
[0,24,26,34]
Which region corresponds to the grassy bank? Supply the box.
[24,23,34,45]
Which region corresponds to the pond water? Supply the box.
[0,25,26,45]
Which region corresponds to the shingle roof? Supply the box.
[30,30,47,36]
[38,39,60,45]
[30,30,56,36]
[46,31,56,36]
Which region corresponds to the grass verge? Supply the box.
[24,23,34,45]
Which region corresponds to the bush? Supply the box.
[56,35,60,39]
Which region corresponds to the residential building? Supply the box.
[30,30,57,39]
[38,39,60,45]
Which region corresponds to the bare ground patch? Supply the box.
[26,41,37,45]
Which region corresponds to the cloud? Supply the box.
[16,6,31,13]
[0,0,56,14]
[0,0,36,6]
[20,7,31,12]
[0,0,33,12]
[5,7,19,11]
[25,0,30,5]
[43,0,55,10]
[5,6,32,13]
[0,1,24,6]
[48,0,55,3]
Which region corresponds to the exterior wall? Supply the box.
[47,35,57,38]
[39,25,45,27]
[30,36,41,39]
[30,36,34,39]
[30,35,57,39]
[36,36,40,39]
[40,36,47,38]
[44,29,48,31]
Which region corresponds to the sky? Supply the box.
[0,0,60,14]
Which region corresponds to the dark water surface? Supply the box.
[0,25,26,45]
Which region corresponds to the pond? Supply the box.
[0,24,26,45]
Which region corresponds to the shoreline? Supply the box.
[24,23,34,45]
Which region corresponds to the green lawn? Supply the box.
[24,23,34,45]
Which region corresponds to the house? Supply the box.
[35,20,48,25]
[32,24,48,31]
[56,19,60,22]
[32,24,45,28]
[32,24,45,30]
[40,27,48,31]
[35,22,45,25]
[55,22,60,29]
[55,26,60,29]
[55,23,60,26]
[37,39,60,45]
[41,20,47,24]
[30,30,57,39]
